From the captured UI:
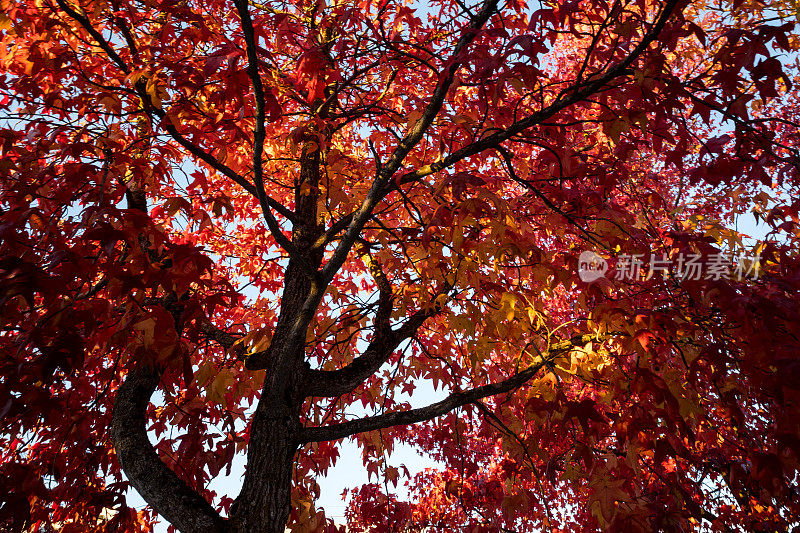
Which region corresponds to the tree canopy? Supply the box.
[2,0,800,531]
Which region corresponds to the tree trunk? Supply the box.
[228,386,300,533]
[227,139,324,531]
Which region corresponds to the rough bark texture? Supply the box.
[111,173,230,532]
[228,139,324,532]
[111,366,228,533]
[227,367,303,533]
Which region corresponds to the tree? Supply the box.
[2,0,800,530]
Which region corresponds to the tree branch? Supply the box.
[300,333,597,443]
[320,0,500,288]
[92,119,228,532]
[304,305,431,398]
[396,0,682,186]
[312,0,680,258]
[53,0,297,224]
[270,0,500,373]
[111,366,227,533]
[53,0,129,72]
[234,0,312,263]
[197,319,246,358]
[304,271,452,398]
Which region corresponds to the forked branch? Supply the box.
[276,0,501,372]
[396,0,682,186]
[234,0,317,266]
[305,276,453,398]
[53,0,297,225]
[300,333,598,443]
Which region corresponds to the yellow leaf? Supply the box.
[195,363,215,387]
[298,182,313,196]
[146,78,163,109]
[0,13,13,32]
[499,292,516,321]
[208,370,234,404]
[28,212,45,230]
[527,372,557,402]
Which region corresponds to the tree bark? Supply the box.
[227,369,302,533]
[111,365,228,533]
[228,138,324,532]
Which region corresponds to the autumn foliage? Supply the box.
[2,0,800,531]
